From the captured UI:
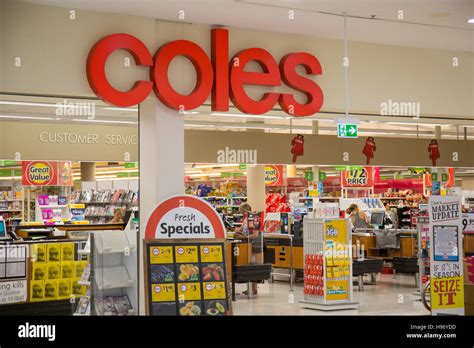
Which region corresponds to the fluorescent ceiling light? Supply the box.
[185,124,216,128]
[210,112,288,120]
[183,111,200,115]
[72,119,138,125]
[96,177,139,181]
[221,125,281,130]
[387,122,449,127]
[194,164,238,169]
[187,173,222,178]
[185,170,204,174]
[467,18,474,24]
[104,107,138,112]
[0,114,55,120]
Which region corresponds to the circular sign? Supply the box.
[145,195,226,240]
[152,248,160,256]
[177,247,184,255]
[180,284,187,292]
[23,161,55,186]
[205,283,213,291]
[202,247,209,254]
[154,285,161,293]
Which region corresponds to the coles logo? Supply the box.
[87,29,324,116]
[22,161,55,186]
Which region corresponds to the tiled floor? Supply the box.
[232,273,429,315]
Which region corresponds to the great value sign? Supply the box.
[0,280,27,304]
[22,161,73,187]
[340,166,373,188]
[429,195,464,316]
[264,165,283,186]
[145,195,226,240]
[87,29,323,116]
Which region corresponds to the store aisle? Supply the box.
[232,274,429,316]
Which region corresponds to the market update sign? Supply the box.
[145,195,226,240]
[429,195,464,315]
[340,166,373,188]
[22,161,73,186]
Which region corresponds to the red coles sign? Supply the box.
[86,29,324,116]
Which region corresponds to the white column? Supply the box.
[139,97,184,314]
[247,164,266,212]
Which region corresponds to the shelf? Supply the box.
[94,266,134,290]
[94,230,136,254]
[0,199,23,202]
[38,205,69,209]
[0,210,22,212]
[78,280,91,286]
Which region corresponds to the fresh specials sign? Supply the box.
[145,195,226,240]
[428,195,464,316]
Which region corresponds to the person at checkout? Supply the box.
[234,203,263,296]
[346,204,372,230]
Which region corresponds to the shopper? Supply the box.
[383,202,394,227]
[346,204,371,230]
[234,203,263,296]
[110,208,124,224]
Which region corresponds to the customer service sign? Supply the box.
[429,195,464,315]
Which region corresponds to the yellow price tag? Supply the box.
[149,246,173,264]
[178,282,201,301]
[203,282,226,299]
[200,245,223,263]
[69,204,85,209]
[175,245,198,263]
[151,283,176,302]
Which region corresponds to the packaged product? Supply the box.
[30,280,45,302]
[344,265,350,277]
[31,243,47,263]
[32,263,46,281]
[47,243,61,262]
[57,279,71,299]
[325,254,333,266]
[70,278,86,296]
[326,267,333,278]
[44,280,58,301]
[332,267,340,278]
[61,262,74,279]
[74,261,88,278]
[46,263,61,280]
[61,242,75,261]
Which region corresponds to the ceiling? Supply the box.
[23,0,474,51]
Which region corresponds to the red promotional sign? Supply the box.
[22,161,73,187]
[341,167,374,188]
[22,161,57,186]
[87,29,324,116]
[145,195,226,240]
[264,165,283,186]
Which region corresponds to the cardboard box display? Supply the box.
[32,263,46,281]
[74,261,88,278]
[57,279,71,299]
[44,280,58,301]
[61,243,75,261]
[47,243,61,262]
[61,262,74,279]
[464,283,474,305]
[70,278,86,296]
[30,280,44,302]
[46,263,61,280]
[31,244,46,263]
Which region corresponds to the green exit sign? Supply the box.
[337,123,358,138]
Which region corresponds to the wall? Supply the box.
[1,0,473,118]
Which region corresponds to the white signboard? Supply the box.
[429,195,464,316]
[0,280,27,304]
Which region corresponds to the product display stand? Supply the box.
[300,218,358,311]
[412,216,430,299]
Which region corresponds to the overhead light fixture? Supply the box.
[387,122,449,127]
[194,164,238,169]
[0,114,55,121]
[182,111,200,115]
[187,173,222,178]
[185,124,216,128]
[210,112,288,120]
[467,18,474,24]
[104,107,138,112]
[72,119,138,125]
